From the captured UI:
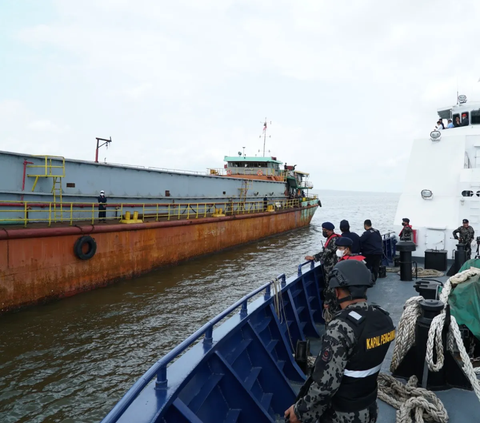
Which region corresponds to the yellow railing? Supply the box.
[0,197,318,228]
[26,155,66,192]
[26,155,65,177]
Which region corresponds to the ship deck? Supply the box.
[101,257,480,423]
[307,263,480,422]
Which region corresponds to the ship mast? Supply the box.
[260,118,271,157]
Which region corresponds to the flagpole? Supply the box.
[263,117,267,157]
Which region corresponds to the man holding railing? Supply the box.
[98,190,107,222]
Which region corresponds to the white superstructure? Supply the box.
[395,96,480,258]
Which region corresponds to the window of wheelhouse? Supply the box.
[471,109,480,124]
[453,113,460,127]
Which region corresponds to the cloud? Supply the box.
[3,0,480,193]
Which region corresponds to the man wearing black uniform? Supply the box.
[339,219,361,254]
[98,190,107,222]
[360,219,383,282]
[285,260,395,423]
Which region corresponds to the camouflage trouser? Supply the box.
[320,402,378,423]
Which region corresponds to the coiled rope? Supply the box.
[378,374,448,423]
[382,267,480,422]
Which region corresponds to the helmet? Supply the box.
[329,260,373,300]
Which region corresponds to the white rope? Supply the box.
[388,267,480,409]
[378,374,448,423]
[272,278,295,353]
[389,296,424,373]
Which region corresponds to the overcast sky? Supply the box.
[2,0,480,192]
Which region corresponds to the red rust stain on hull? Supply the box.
[0,206,316,313]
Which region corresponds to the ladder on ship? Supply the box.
[238,180,251,212]
[27,156,66,222]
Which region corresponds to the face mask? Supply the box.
[322,230,328,238]
[336,249,345,258]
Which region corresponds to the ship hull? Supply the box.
[0,204,318,314]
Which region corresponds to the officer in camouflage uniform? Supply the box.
[305,222,340,316]
[285,260,395,423]
[453,219,475,260]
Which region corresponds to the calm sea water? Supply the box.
[0,190,399,423]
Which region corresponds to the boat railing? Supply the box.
[101,273,287,423]
[26,155,66,178]
[208,168,286,180]
[382,231,398,266]
[0,197,317,227]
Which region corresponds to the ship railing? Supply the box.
[101,273,288,423]
[208,168,286,180]
[26,155,66,177]
[0,197,317,227]
[100,162,208,176]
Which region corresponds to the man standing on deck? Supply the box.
[284,260,395,423]
[305,222,340,316]
[359,220,383,282]
[399,218,413,241]
[453,219,475,260]
[339,220,360,254]
[336,237,365,262]
[98,190,107,222]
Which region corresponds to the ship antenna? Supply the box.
[260,118,272,157]
[456,76,459,105]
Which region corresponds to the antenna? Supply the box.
[259,118,272,157]
[457,76,459,105]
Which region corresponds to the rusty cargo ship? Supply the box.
[0,148,319,314]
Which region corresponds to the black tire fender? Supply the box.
[74,235,97,260]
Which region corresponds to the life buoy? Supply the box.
[257,170,263,176]
[227,169,232,175]
[74,235,97,260]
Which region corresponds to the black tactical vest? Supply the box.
[330,305,395,412]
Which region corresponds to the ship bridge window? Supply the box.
[462,190,474,197]
[453,113,460,127]
[453,112,470,127]
[471,109,480,124]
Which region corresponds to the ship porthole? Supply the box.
[74,236,97,260]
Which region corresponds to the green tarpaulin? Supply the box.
[449,259,480,339]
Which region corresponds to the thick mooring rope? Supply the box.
[378,374,448,423]
[386,267,480,421]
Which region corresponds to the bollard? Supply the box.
[396,240,416,281]
[415,299,446,389]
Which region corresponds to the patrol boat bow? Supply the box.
[102,235,480,423]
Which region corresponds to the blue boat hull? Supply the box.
[102,262,324,423]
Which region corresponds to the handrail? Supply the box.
[297,260,315,276]
[101,273,286,423]
[0,197,316,227]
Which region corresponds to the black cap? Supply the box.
[339,219,350,230]
[402,218,410,223]
[463,219,469,224]
[336,237,353,247]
